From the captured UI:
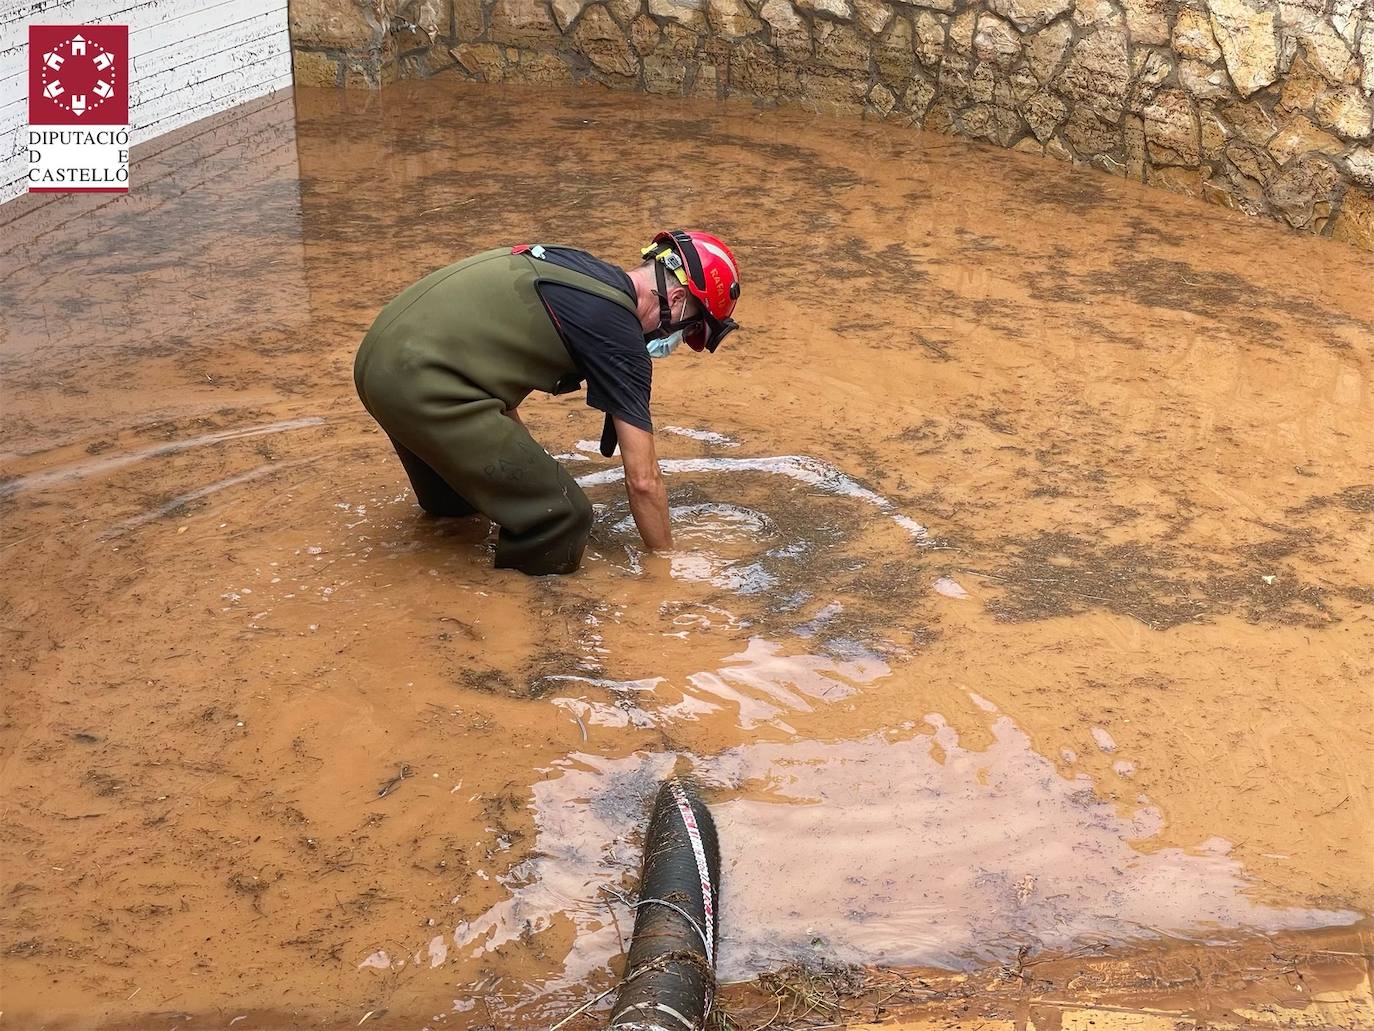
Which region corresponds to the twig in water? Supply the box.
[1314,794,1349,817]
[751,995,783,1031]
[377,764,412,798]
[419,198,475,217]
[544,956,672,1031]
[599,887,627,957]
[957,567,1008,581]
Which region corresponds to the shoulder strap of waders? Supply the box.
[512,245,642,458]
[512,245,640,317]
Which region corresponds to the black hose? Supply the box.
[610,778,721,1031]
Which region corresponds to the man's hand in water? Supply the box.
[615,417,672,551]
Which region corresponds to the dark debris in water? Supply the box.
[454,666,518,696]
[972,532,1203,629]
[967,530,1342,630]
[1342,486,1374,513]
[712,961,960,1031]
[1288,483,1374,516]
[1018,254,1367,349]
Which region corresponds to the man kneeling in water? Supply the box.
[353,230,742,575]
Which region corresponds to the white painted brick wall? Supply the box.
[0,0,290,204]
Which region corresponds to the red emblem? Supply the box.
[29,25,128,125]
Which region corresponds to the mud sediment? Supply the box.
[0,82,1371,1028]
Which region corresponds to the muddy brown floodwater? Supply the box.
[1,81,1372,1031]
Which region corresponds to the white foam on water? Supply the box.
[1092,726,1118,753]
[933,576,971,599]
[577,454,931,541]
[427,935,449,968]
[661,426,741,447]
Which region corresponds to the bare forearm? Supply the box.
[627,479,672,551]
[612,417,671,550]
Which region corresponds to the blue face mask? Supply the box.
[646,330,685,360]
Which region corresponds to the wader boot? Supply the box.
[353,246,641,575]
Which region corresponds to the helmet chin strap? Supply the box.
[650,260,674,340]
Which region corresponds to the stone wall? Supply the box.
[290,1,459,86]
[288,0,1374,248]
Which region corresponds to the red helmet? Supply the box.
[641,229,740,352]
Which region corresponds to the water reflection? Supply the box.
[434,695,1358,1005]
[550,637,890,734]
